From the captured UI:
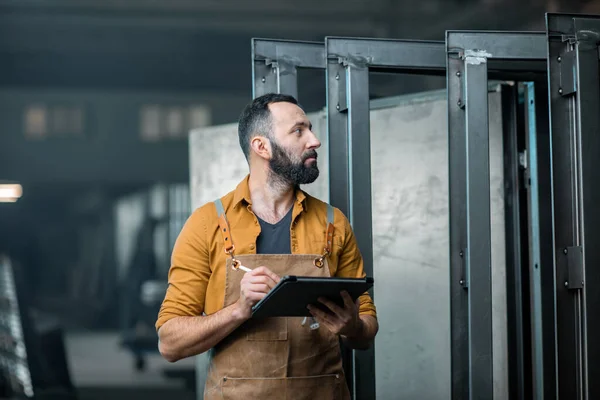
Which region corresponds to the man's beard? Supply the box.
[268,139,319,186]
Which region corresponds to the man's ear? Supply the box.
[250,135,271,160]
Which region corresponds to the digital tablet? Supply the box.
[251,275,374,318]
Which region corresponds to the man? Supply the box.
[155,93,378,399]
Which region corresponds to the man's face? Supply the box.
[267,102,321,185]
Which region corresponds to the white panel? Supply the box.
[369,95,451,400]
[368,89,507,400]
[489,89,508,400]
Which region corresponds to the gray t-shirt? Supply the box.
[255,207,293,255]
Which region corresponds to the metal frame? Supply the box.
[325,37,447,400]
[546,13,600,399]
[523,79,557,400]
[446,31,547,400]
[248,31,560,400]
[251,38,325,99]
[251,38,380,397]
[251,37,449,400]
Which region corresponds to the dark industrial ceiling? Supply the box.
[0,0,592,98]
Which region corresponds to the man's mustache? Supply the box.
[302,150,318,161]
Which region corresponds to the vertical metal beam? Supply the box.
[447,50,469,400]
[524,79,557,400]
[345,63,372,280]
[326,54,354,397]
[546,13,600,400]
[463,51,494,398]
[574,30,600,400]
[345,63,374,400]
[252,60,299,98]
[277,61,299,99]
[327,53,375,400]
[501,84,526,400]
[546,16,580,400]
[524,82,545,400]
[327,59,350,218]
[447,30,547,400]
[252,59,278,98]
[534,77,558,400]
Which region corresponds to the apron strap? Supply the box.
[324,204,334,254]
[314,204,335,268]
[214,199,235,254]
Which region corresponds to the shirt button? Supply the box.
[249,244,255,250]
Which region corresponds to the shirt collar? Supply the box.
[233,174,307,209]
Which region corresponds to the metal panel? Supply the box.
[464,51,494,396]
[501,84,526,400]
[446,30,547,400]
[252,38,325,98]
[546,13,600,400]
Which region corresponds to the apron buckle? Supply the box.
[313,247,330,268]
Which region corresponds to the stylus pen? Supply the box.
[237,265,252,273]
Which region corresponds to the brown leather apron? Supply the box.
[203,199,351,400]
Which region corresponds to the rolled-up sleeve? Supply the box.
[334,211,377,318]
[155,208,212,331]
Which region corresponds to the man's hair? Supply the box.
[237,93,299,160]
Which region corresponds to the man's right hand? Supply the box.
[236,266,281,319]
[158,266,281,361]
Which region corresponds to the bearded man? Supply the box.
[155,93,378,399]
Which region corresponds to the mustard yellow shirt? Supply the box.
[156,175,377,331]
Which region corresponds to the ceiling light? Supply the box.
[0,184,23,203]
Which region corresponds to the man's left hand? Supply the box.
[307,291,362,337]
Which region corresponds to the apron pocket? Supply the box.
[221,374,343,400]
[245,317,288,341]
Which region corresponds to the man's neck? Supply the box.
[248,169,295,224]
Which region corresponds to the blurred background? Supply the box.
[0,0,597,399]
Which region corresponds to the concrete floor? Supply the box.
[63,331,196,400]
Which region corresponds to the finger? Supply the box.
[310,312,336,332]
[340,291,355,309]
[244,292,263,302]
[250,283,272,294]
[308,307,339,333]
[307,304,337,324]
[249,274,278,289]
[255,266,281,283]
[317,297,346,316]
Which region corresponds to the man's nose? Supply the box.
[307,130,321,149]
